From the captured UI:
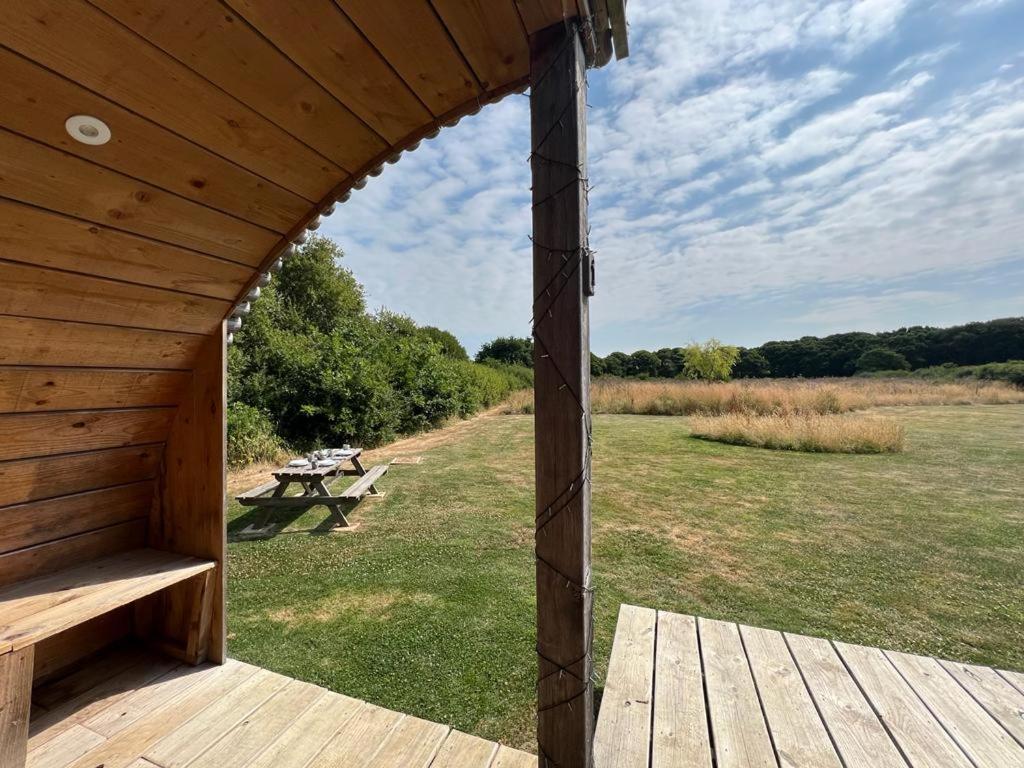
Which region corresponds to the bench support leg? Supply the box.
[0,646,33,768]
[184,570,216,665]
[312,481,350,528]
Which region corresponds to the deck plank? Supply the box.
[244,692,364,768]
[186,680,325,768]
[29,653,178,750]
[651,611,711,768]
[784,633,907,768]
[64,661,256,768]
[27,723,104,768]
[491,745,538,768]
[593,604,656,768]
[741,625,843,768]
[941,659,1024,747]
[835,642,973,767]
[428,730,497,767]
[366,715,449,768]
[144,667,289,767]
[887,651,1024,767]
[698,618,776,768]
[307,705,405,767]
[82,663,217,738]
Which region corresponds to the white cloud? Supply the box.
[890,43,960,75]
[328,0,1024,351]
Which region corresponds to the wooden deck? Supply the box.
[27,646,534,768]
[594,605,1024,768]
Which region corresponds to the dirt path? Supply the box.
[227,405,511,496]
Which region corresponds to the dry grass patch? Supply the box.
[690,413,906,453]
[268,589,438,626]
[579,377,1024,417]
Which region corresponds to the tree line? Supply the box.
[475,317,1024,380]
[227,237,530,465]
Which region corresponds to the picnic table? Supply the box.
[235,449,388,529]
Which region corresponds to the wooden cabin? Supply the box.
[4,3,1024,768]
[0,2,626,766]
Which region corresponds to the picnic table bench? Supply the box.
[235,449,387,529]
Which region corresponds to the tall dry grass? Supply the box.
[689,413,906,454]
[583,377,1024,417]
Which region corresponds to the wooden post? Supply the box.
[0,646,33,768]
[530,22,593,768]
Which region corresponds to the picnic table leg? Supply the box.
[349,455,382,495]
[255,480,290,529]
[312,480,350,528]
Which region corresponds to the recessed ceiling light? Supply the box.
[65,115,111,146]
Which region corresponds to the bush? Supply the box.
[227,402,284,467]
[228,236,532,462]
[856,347,911,373]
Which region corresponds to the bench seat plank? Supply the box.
[339,464,388,500]
[0,549,215,654]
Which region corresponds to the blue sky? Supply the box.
[325,0,1024,357]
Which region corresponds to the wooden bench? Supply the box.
[339,463,388,500]
[0,548,215,765]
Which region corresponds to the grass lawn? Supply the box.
[225,404,1024,750]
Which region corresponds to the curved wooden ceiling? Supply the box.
[0,0,626,340]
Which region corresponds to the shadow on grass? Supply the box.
[227,502,358,541]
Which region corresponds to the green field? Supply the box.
[226,405,1024,750]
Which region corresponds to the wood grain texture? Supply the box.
[0,0,338,202]
[698,618,776,768]
[941,659,1024,748]
[65,661,256,768]
[429,729,497,768]
[82,663,217,738]
[0,549,215,652]
[530,24,592,767]
[152,330,227,663]
[225,0,430,143]
[0,49,306,233]
[32,610,133,685]
[0,445,162,508]
[144,668,288,767]
[0,408,174,462]
[243,692,364,768]
[336,0,480,115]
[515,0,568,34]
[784,633,907,768]
[0,367,187,414]
[186,680,325,768]
[0,482,153,554]
[26,722,104,768]
[0,131,278,264]
[308,705,404,766]
[94,0,380,172]
[593,605,655,768]
[433,0,530,91]
[0,261,230,335]
[740,625,843,768]
[0,646,34,768]
[887,650,1024,767]
[652,612,712,768]
[364,715,449,767]
[491,746,539,768]
[0,201,253,299]
[0,520,147,589]
[29,651,176,750]
[836,642,973,767]
[0,317,203,370]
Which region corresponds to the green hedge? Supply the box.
[228,237,530,462]
[857,360,1024,386]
